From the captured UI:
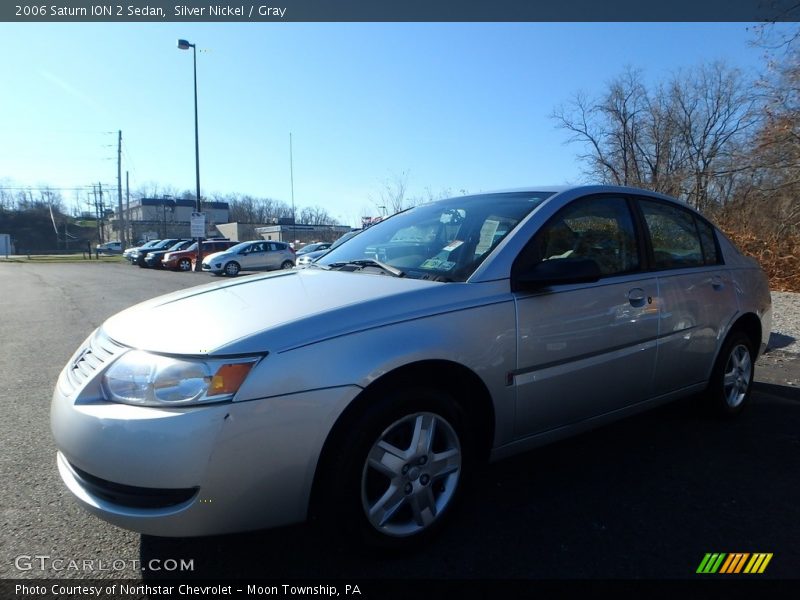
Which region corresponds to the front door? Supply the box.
[511,195,659,437]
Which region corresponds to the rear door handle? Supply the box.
[711,275,724,290]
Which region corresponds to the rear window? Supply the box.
[639,200,704,269]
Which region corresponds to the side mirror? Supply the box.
[514,258,601,291]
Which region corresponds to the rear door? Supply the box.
[636,198,739,395]
[264,242,283,269]
[512,195,659,437]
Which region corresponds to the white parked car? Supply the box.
[95,241,123,255]
[201,240,295,276]
[51,186,771,547]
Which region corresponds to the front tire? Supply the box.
[318,387,470,548]
[224,261,240,276]
[178,258,192,272]
[705,331,755,416]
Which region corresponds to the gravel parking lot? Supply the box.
[1,262,798,583]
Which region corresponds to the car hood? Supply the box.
[202,250,232,263]
[101,270,502,356]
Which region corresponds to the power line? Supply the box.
[0,185,116,191]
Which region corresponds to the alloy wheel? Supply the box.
[723,343,752,408]
[360,412,461,538]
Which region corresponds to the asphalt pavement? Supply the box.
[1,262,798,582]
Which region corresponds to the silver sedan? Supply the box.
[51,185,771,547]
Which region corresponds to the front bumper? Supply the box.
[51,354,360,537]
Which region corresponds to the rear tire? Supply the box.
[315,386,471,549]
[178,258,192,272]
[704,331,755,417]
[281,260,294,270]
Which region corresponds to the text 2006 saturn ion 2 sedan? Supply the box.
[51,185,771,547]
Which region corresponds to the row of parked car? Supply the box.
[119,238,340,276]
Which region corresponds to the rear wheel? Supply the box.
[281,260,294,270]
[705,331,755,416]
[317,386,470,548]
[178,258,192,272]
[224,261,240,276]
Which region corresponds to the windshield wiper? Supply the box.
[306,262,330,270]
[327,259,405,278]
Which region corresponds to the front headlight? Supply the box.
[102,350,260,407]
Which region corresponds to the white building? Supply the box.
[109,197,229,243]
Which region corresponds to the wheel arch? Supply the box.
[726,312,762,356]
[308,359,495,518]
[706,312,763,383]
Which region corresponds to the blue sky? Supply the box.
[0,22,776,226]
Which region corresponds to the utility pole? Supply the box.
[92,185,101,244]
[117,130,125,246]
[98,182,104,244]
[126,171,130,245]
[290,132,295,245]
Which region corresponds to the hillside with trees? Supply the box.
[552,26,800,291]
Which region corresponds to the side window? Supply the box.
[696,218,720,265]
[522,196,640,277]
[639,200,704,269]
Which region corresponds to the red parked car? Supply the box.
[162,239,237,271]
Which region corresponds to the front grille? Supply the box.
[62,331,125,395]
[69,461,198,509]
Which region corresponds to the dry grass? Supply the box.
[723,229,800,292]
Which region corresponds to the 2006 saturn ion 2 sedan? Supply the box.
[52,185,771,547]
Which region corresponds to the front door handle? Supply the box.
[628,287,646,307]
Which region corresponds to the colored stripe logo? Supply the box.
[697,553,772,574]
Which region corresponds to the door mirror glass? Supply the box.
[516,257,601,290]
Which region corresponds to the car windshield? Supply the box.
[168,240,192,251]
[317,192,553,282]
[226,241,253,254]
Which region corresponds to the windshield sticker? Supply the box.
[443,240,464,252]
[475,219,500,255]
[439,261,456,271]
[420,258,444,269]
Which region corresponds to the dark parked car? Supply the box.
[129,239,182,267]
[123,240,161,263]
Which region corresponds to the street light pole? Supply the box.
[178,38,204,271]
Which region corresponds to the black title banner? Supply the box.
[4,0,800,23]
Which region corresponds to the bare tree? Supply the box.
[553,63,758,211]
[669,62,760,211]
[370,170,413,215]
[298,205,335,225]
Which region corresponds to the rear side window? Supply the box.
[696,219,721,265]
[639,200,704,269]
